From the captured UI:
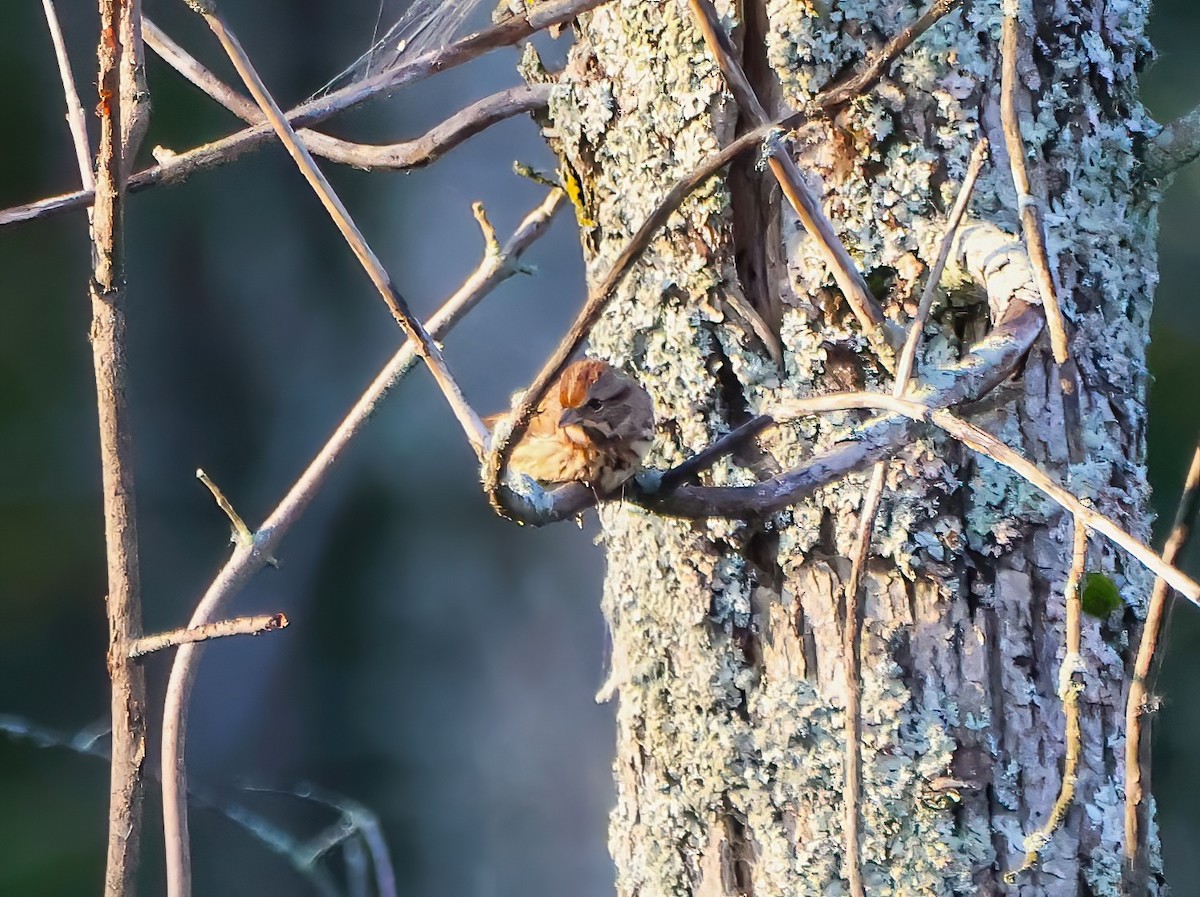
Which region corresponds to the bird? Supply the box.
[492,359,655,493]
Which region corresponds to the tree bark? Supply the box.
[532,0,1162,893]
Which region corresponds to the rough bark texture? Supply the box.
[530,0,1163,893]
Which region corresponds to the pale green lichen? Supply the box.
[535,0,1160,892]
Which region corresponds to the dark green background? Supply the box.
[1,1,1197,894]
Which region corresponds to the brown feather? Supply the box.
[491,359,655,492]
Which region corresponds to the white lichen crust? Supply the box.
[533,0,1160,893]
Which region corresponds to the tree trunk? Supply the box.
[533,0,1160,893]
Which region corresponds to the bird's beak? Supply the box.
[559,407,583,427]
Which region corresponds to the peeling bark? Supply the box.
[532,0,1161,893]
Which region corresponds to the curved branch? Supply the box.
[0,0,605,227]
[158,190,562,897]
[144,18,551,172]
[1144,103,1200,179]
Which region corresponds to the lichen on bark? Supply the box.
[529,0,1162,893]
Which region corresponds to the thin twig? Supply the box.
[687,0,894,356]
[93,2,149,895]
[656,415,775,493]
[117,0,150,178]
[143,17,550,172]
[509,299,1046,524]
[482,123,781,515]
[1008,520,1089,881]
[1000,3,1069,366]
[196,468,252,546]
[759,393,1200,602]
[130,613,288,657]
[836,137,988,896]
[158,190,562,897]
[41,0,94,189]
[1,0,606,228]
[816,0,963,111]
[1123,441,1200,892]
[486,0,973,520]
[192,3,488,454]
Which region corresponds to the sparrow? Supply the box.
[493,359,655,493]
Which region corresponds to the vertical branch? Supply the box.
[119,0,151,176]
[1124,443,1200,893]
[839,139,987,897]
[999,1,1068,364]
[1007,519,1088,880]
[94,1,148,895]
[42,0,95,189]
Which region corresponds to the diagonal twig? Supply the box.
[1123,441,1200,893]
[686,0,895,356]
[482,122,782,515]
[190,0,488,455]
[41,0,94,190]
[838,137,988,896]
[143,16,551,172]
[1,0,608,228]
[999,1,1083,464]
[816,0,963,111]
[130,613,288,657]
[158,188,562,897]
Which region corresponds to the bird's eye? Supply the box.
[586,398,604,411]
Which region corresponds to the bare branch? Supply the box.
[687,0,896,357]
[41,0,94,189]
[816,0,963,111]
[1008,520,1089,880]
[143,17,551,172]
[192,4,488,454]
[486,0,980,520]
[130,613,287,657]
[159,189,562,897]
[1000,4,1069,367]
[483,123,779,515]
[1,0,605,228]
[838,136,988,897]
[1144,103,1200,179]
[1124,441,1200,892]
[118,0,150,177]
[196,468,252,546]
[93,2,149,894]
[756,395,1200,603]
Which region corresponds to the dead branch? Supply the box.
[0,0,606,228]
[158,189,562,897]
[1124,441,1200,892]
[129,613,287,657]
[193,3,488,454]
[816,0,963,111]
[1008,521,1089,880]
[687,0,895,357]
[41,0,93,189]
[92,2,149,894]
[143,17,551,172]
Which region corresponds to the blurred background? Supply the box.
[1,1,1198,894]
